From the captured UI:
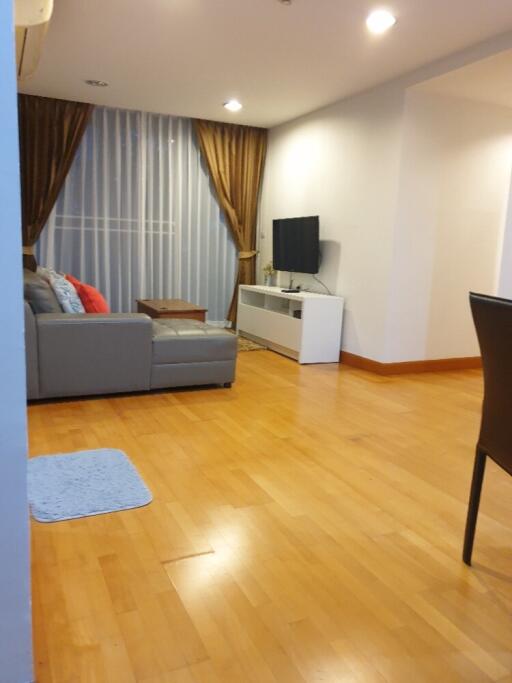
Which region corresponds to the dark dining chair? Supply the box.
[464,292,512,565]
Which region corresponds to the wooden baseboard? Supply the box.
[340,351,482,375]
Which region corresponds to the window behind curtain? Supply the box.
[37,106,237,323]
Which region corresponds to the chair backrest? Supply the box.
[470,292,512,475]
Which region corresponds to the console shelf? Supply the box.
[237,285,344,364]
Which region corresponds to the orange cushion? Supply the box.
[65,274,110,313]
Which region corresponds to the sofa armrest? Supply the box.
[36,313,153,398]
[37,312,152,326]
[24,301,39,399]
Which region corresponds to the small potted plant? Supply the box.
[262,262,276,286]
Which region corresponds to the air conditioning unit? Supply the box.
[15,0,54,81]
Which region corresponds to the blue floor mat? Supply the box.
[28,448,152,522]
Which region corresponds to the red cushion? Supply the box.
[65,274,110,313]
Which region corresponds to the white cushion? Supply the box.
[38,267,85,314]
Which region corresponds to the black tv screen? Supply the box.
[273,216,319,274]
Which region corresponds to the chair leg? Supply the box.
[463,447,487,566]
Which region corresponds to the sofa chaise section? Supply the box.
[151,318,237,389]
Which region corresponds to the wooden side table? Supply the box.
[136,298,208,322]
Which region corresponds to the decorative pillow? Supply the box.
[39,267,85,314]
[23,269,62,314]
[65,274,110,313]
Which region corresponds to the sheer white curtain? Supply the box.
[37,106,237,323]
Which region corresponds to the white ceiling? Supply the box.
[415,48,512,110]
[18,0,512,128]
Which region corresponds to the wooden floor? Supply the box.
[29,351,512,683]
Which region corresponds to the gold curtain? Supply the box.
[194,119,267,323]
[18,94,93,270]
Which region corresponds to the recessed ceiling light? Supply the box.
[84,79,109,87]
[366,9,396,34]
[224,99,243,112]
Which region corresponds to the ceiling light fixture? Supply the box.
[84,79,109,87]
[278,0,292,4]
[224,99,243,112]
[366,9,396,34]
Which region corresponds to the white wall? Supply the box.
[385,91,512,361]
[0,1,33,681]
[497,171,512,298]
[259,84,406,361]
[260,35,512,362]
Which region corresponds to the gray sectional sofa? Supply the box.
[24,271,237,400]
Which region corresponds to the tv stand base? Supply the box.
[237,285,344,364]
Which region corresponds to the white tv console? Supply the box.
[237,285,344,364]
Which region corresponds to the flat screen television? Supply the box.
[272,216,319,274]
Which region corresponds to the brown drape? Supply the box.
[18,94,93,270]
[194,119,267,323]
